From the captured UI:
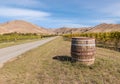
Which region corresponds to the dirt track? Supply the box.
[0,37,57,65]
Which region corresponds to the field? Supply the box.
[0,37,120,84]
[0,33,55,48]
[63,32,120,51]
[0,39,42,48]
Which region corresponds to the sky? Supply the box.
[0,0,120,28]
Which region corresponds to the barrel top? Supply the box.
[72,37,95,40]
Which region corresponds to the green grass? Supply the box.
[0,37,120,84]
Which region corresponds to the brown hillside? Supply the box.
[0,27,8,34]
[54,23,120,34]
[1,21,120,34]
[88,23,120,32]
[54,27,92,34]
[0,20,52,34]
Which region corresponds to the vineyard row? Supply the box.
[0,33,55,43]
[62,32,120,51]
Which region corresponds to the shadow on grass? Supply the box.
[52,56,95,69]
[52,56,106,70]
[52,56,76,63]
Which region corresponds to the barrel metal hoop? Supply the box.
[73,58,95,62]
[71,52,94,55]
[72,39,95,42]
[72,44,95,46]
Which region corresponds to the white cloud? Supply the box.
[0,7,51,17]
[62,23,90,28]
[0,0,46,8]
[48,19,72,23]
[91,19,117,24]
[44,23,90,28]
[48,23,90,28]
[31,18,90,28]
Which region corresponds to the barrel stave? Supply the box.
[71,37,95,65]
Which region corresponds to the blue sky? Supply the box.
[0,0,120,28]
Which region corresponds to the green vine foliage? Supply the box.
[62,32,120,51]
[0,33,56,43]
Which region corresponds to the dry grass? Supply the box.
[0,37,120,84]
[0,38,42,49]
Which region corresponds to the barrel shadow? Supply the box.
[52,56,76,63]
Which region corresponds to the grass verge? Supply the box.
[0,37,120,84]
[0,38,42,49]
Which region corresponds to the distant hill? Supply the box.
[54,23,120,34]
[53,27,92,34]
[87,23,120,33]
[0,20,52,34]
[1,20,120,34]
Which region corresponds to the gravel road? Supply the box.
[0,37,57,65]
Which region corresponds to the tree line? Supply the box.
[0,32,56,43]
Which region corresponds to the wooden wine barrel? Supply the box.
[71,37,95,65]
